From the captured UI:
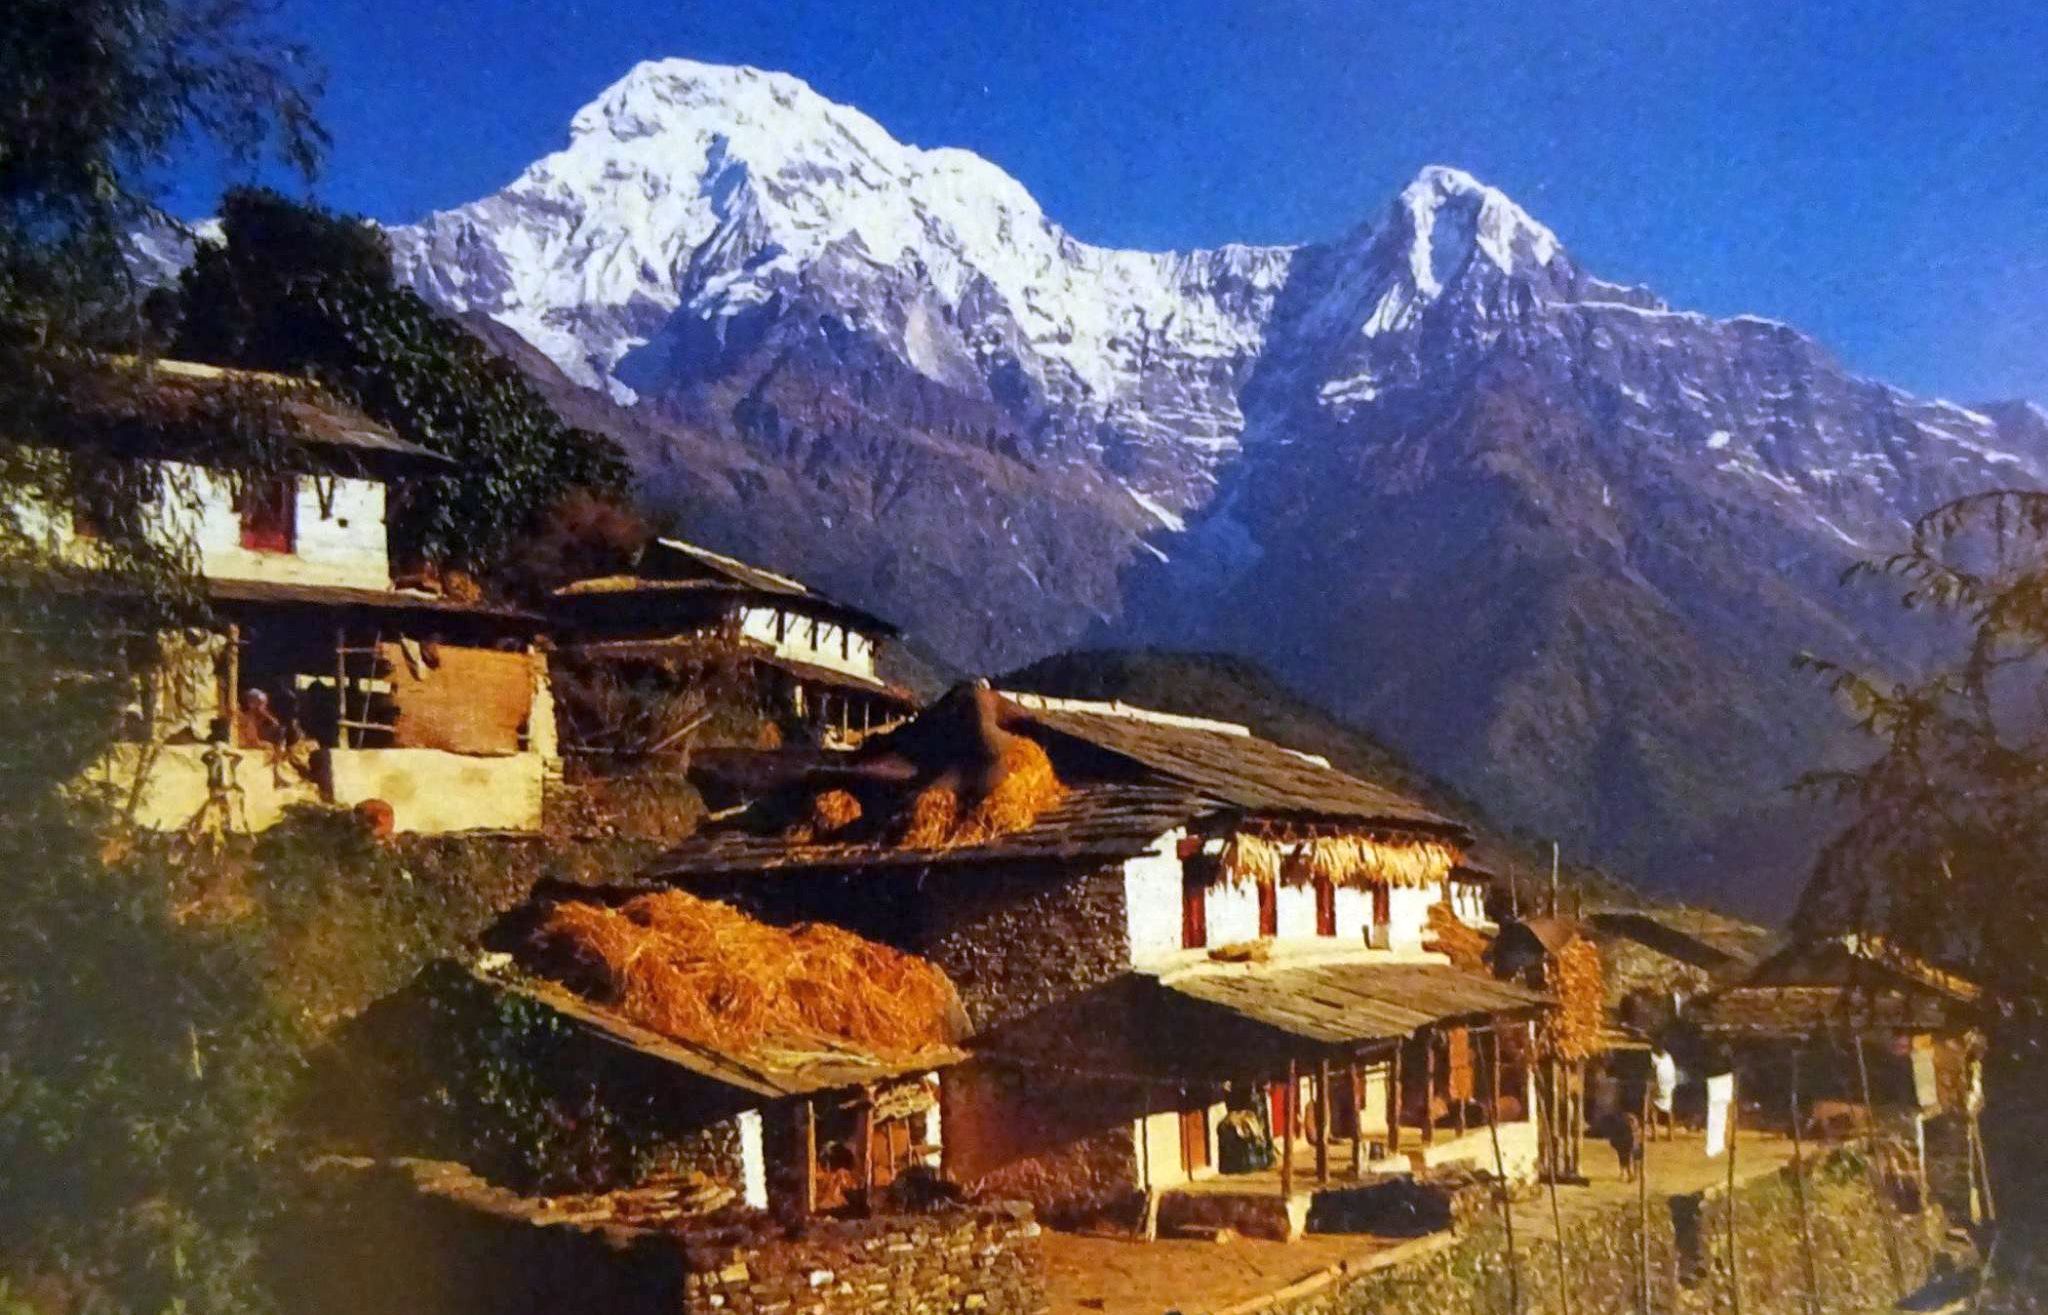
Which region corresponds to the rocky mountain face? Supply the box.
[337,59,2044,911]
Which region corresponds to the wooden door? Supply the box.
[1314,876,1337,936]
[1179,1107,1210,1175]
[1182,869,1208,948]
[1269,1081,1290,1138]
[1258,879,1278,937]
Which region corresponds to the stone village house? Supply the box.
[643,688,1552,1239]
[551,536,919,752]
[41,360,558,834]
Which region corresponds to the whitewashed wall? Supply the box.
[738,605,880,681]
[1122,829,1186,965]
[1206,879,1261,946]
[1385,886,1435,952]
[164,463,391,590]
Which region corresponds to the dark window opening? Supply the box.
[237,476,297,554]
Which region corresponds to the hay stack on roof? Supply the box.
[519,889,966,1061]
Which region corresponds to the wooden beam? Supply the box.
[1350,1062,1365,1176]
[799,1099,817,1218]
[1422,1031,1436,1146]
[1315,1056,1331,1184]
[1388,1044,1403,1154]
[1280,1062,1297,1200]
[1487,1029,1522,1315]
[856,1085,876,1216]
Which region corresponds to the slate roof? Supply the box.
[649,782,1206,876]
[556,536,899,636]
[1001,694,1464,837]
[148,359,452,470]
[1693,985,1966,1039]
[207,578,543,621]
[473,965,967,1099]
[1158,959,1550,1047]
[1588,909,1780,974]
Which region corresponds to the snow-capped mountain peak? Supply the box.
[1394,164,1563,294]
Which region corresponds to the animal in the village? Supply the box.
[1803,1099,1871,1140]
[1604,1110,1644,1181]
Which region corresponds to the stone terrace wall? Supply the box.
[1235,1152,1940,1315]
[678,1205,1044,1315]
[287,1158,1045,1315]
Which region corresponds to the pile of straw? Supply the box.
[524,890,961,1058]
[897,735,1063,849]
[786,788,864,842]
[1535,937,1605,1062]
[1423,900,1492,973]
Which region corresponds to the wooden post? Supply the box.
[1389,1045,1404,1154]
[1726,1069,1741,1315]
[1853,1036,1905,1295]
[1538,1045,1572,1315]
[1487,1030,1522,1315]
[856,1086,876,1216]
[1637,1079,1651,1315]
[333,626,348,748]
[1423,1031,1437,1146]
[799,1099,818,1217]
[1315,1056,1331,1184]
[1138,1084,1152,1188]
[1788,1052,1819,1315]
[223,623,241,735]
[1969,1111,1998,1225]
[1455,1027,1470,1138]
[1281,1061,1297,1200]
[1350,1062,1366,1176]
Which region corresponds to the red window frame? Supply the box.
[236,476,297,554]
[1257,878,1278,938]
[1372,883,1392,928]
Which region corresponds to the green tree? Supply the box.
[1798,490,2048,1016]
[1,4,325,1311]
[172,187,629,581]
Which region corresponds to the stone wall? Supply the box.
[917,863,1133,1032]
[1232,1152,1940,1315]
[289,1158,1046,1315]
[678,1204,1043,1315]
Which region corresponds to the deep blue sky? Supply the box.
[174,0,2047,404]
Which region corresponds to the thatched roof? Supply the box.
[999,693,1465,837]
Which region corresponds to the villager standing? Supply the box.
[1649,1045,1678,1142]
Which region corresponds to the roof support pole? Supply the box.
[799,1098,817,1218]
[1388,1044,1403,1154]
[1487,1027,1522,1315]
[856,1084,876,1217]
[1315,1056,1331,1184]
[1422,1030,1437,1146]
[1350,1061,1365,1178]
[1280,1060,1296,1201]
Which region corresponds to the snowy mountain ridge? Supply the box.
[148,56,2048,910]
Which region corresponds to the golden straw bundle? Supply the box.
[1218,832,1285,888]
[524,890,960,1058]
[1424,900,1492,972]
[1536,937,1605,1061]
[895,736,1063,849]
[1294,833,1459,889]
[787,788,864,841]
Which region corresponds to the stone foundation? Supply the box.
[287,1158,1046,1315]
